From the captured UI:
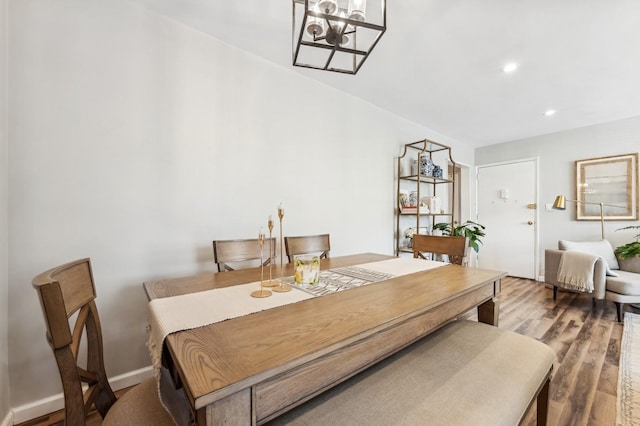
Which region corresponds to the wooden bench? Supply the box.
[269,320,555,425]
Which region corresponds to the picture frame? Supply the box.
[575,153,639,221]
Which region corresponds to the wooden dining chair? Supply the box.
[213,238,277,272]
[32,258,175,426]
[284,234,331,263]
[412,234,469,265]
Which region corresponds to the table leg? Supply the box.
[200,389,252,425]
[477,297,500,326]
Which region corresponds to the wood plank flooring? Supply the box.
[478,276,629,426]
[18,276,633,426]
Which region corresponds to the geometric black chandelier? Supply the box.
[292,0,386,75]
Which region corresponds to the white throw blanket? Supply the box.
[557,250,599,293]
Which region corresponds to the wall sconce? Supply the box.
[292,0,386,74]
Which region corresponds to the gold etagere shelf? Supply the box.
[395,139,456,256]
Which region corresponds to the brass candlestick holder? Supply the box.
[273,204,291,293]
[263,215,278,287]
[251,230,272,298]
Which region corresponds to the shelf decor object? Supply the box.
[251,230,272,298]
[273,203,292,293]
[575,153,638,221]
[292,0,386,75]
[552,195,626,240]
[264,215,278,287]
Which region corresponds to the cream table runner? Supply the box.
[147,257,446,424]
[357,257,447,276]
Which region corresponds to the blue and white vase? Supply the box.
[419,154,434,176]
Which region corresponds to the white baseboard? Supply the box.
[1,410,14,426]
[11,366,154,424]
[537,275,545,282]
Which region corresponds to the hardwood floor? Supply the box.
[18,276,632,426]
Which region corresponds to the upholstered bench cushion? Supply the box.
[269,320,555,426]
[606,271,640,296]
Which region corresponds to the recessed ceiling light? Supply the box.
[503,63,518,73]
[544,109,556,116]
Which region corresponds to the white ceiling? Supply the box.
[128,0,640,147]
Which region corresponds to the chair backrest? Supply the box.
[284,234,331,263]
[32,258,117,425]
[212,238,276,272]
[413,235,469,265]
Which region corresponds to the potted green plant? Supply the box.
[614,225,640,259]
[432,221,486,253]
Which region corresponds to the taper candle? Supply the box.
[273,203,291,292]
[264,215,277,287]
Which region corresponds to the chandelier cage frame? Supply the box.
[292,0,386,75]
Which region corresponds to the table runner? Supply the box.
[287,266,395,296]
[288,257,445,296]
[147,257,445,424]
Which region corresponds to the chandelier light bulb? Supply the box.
[325,27,341,45]
[326,11,350,46]
[306,20,324,37]
[317,0,338,14]
[349,0,367,21]
[306,5,325,37]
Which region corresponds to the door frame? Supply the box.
[475,157,540,280]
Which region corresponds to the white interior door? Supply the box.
[476,159,538,279]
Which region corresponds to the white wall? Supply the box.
[475,115,640,277]
[7,0,473,415]
[0,0,10,422]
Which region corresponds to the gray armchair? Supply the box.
[545,239,640,322]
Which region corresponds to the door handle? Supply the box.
[527,220,534,225]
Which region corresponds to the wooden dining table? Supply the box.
[144,253,506,425]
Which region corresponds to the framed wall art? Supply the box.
[575,153,639,221]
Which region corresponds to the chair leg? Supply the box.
[536,377,550,426]
[553,286,558,301]
[614,302,624,322]
[592,297,596,308]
